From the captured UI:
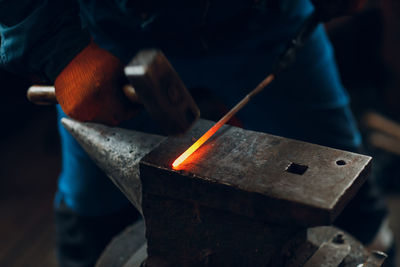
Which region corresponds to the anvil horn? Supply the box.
[61,118,166,214]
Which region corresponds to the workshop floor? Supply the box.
[0,103,60,267]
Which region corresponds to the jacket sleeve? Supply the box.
[0,0,90,82]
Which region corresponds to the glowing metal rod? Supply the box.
[172,12,320,168]
[172,74,275,168]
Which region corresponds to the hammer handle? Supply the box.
[27,85,58,105]
[27,85,139,105]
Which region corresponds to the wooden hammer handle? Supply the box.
[27,85,58,105]
[27,84,139,105]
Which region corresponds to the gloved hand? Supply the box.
[55,41,139,125]
[311,0,367,21]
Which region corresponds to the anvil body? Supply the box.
[62,118,375,266]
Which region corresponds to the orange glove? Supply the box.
[311,0,367,21]
[55,41,139,125]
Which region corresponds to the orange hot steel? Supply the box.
[172,74,275,169]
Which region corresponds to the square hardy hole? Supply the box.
[286,162,308,175]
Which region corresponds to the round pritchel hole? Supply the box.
[336,160,346,166]
[332,233,345,244]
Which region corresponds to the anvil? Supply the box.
[62,118,383,266]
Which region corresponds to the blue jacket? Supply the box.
[0,0,89,81]
[0,0,362,216]
[0,0,301,81]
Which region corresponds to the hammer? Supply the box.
[27,49,200,136]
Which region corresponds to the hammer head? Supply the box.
[124,50,200,136]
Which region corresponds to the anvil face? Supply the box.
[60,118,374,266]
[140,120,371,227]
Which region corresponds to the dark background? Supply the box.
[2,1,400,266]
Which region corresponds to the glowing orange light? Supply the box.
[172,123,220,168]
[172,74,275,169]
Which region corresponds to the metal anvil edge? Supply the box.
[61,118,372,266]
